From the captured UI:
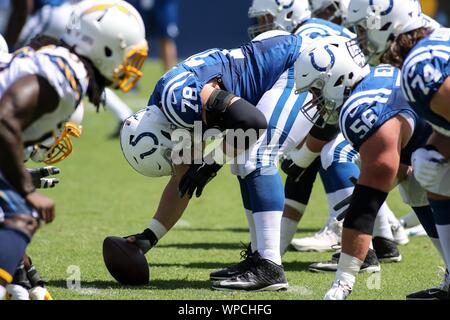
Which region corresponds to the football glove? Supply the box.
[27,166,60,189]
[124,228,157,254]
[178,162,222,199]
[412,147,448,190]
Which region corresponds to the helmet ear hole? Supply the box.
[104,46,113,57]
[286,11,293,19]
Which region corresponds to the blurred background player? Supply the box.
[0,0,148,300]
[127,0,179,71]
[0,0,136,138]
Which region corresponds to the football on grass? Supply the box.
[102,236,149,285]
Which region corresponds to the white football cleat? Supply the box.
[390,223,409,245]
[324,280,352,300]
[405,224,427,237]
[6,284,30,300]
[29,286,53,300]
[291,218,342,252]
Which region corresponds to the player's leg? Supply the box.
[280,158,320,254]
[291,136,355,252]
[209,176,255,280]
[212,169,288,291]
[0,175,39,300]
[152,0,179,71]
[324,117,404,300]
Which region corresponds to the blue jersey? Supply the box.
[34,0,65,11]
[148,33,303,128]
[340,65,418,151]
[295,18,355,40]
[402,27,450,136]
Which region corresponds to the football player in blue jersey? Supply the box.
[248,0,405,265]
[294,36,434,299]
[346,0,450,300]
[121,30,325,291]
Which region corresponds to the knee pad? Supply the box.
[343,184,388,235]
[2,215,39,239]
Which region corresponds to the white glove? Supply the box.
[412,148,448,189]
[6,284,30,300]
[29,286,53,300]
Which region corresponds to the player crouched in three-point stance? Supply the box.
[294,34,434,299]
[120,31,316,291]
[346,0,450,300]
[0,0,148,300]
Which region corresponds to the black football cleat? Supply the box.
[372,237,402,263]
[210,243,254,281]
[309,248,381,273]
[406,287,450,300]
[211,251,288,292]
[407,270,450,300]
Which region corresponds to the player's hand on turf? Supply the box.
[281,158,305,182]
[27,166,60,189]
[178,162,223,198]
[25,192,55,223]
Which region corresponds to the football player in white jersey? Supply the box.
[1,0,136,138]
[0,0,148,300]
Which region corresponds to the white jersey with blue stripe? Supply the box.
[148,32,304,129]
[0,45,88,145]
[340,65,418,151]
[230,68,313,177]
[295,18,355,40]
[401,27,450,136]
[229,20,354,177]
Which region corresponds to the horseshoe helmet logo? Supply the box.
[369,0,394,16]
[275,0,294,10]
[309,45,336,72]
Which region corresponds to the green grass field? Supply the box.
[26,61,444,300]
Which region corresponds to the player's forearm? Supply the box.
[0,120,35,195]
[153,166,190,231]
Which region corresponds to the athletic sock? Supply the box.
[148,219,168,241]
[245,210,257,253]
[335,252,363,287]
[253,211,282,265]
[0,229,29,281]
[280,216,299,255]
[373,203,395,241]
[430,199,450,273]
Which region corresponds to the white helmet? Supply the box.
[120,106,177,177]
[62,0,148,92]
[309,0,350,22]
[248,0,312,38]
[346,0,425,64]
[0,34,8,53]
[295,36,370,126]
[30,103,84,164]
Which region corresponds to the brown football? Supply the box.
[102,236,149,285]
